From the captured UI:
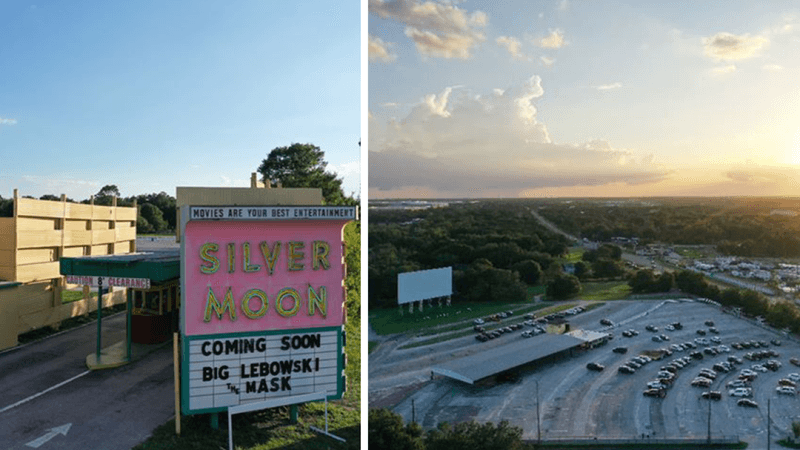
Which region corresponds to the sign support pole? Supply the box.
[126,289,132,361]
[96,282,103,360]
[290,405,298,424]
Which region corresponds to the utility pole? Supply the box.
[412,398,416,424]
[767,398,771,450]
[535,378,541,443]
[707,397,711,443]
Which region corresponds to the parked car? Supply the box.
[600,318,613,326]
[790,357,800,367]
[704,320,715,326]
[729,387,753,397]
[618,366,635,374]
[473,318,485,325]
[696,329,706,335]
[778,379,797,387]
[643,388,666,398]
[613,347,628,354]
[737,399,758,408]
[476,334,489,342]
[771,339,782,346]
[691,378,712,387]
[587,362,604,371]
[701,391,722,400]
[776,386,796,396]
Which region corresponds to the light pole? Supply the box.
[535,378,541,443]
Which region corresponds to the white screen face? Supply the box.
[397,267,452,304]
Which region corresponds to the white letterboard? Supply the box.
[186,329,341,412]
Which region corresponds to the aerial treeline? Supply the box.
[630,267,800,333]
[369,200,572,308]
[369,408,527,450]
[535,197,800,257]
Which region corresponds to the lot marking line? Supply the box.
[0,371,90,414]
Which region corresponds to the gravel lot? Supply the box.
[370,299,800,447]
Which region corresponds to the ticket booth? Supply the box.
[131,281,180,344]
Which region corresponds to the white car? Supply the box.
[473,318,485,325]
[752,364,768,373]
[787,373,800,382]
[777,386,796,396]
[729,387,753,397]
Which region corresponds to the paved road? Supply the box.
[0,313,175,450]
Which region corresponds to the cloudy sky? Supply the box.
[368,0,800,198]
[0,1,360,201]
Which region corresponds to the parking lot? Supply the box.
[376,299,800,447]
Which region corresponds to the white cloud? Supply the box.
[370,0,487,59]
[594,82,623,90]
[424,87,453,117]
[328,160,360,179]
[536,29,566,49]
[710,64,737,76]
[557,0,569,11]
[702,32,769,61]
[370,77,666,196]
[0,117,17,125]
[762,64,783,71]
[540,56,555,67]
[405,27,482,59]
[369,35,398,63]
[496,36,525,59]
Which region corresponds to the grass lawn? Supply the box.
[61,290,96,304]
[562,248,585,263]
[368,341,380,354]
[371,300,539,336]
[578,281,632,301]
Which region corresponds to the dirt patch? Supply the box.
[369,380,430,409]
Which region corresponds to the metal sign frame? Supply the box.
[179,204,354,415]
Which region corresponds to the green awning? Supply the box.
[60,250,180,284]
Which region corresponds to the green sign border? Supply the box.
[181,325,345,415]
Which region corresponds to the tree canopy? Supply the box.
[257,143,355,205]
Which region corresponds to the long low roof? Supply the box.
[431,333,585,384]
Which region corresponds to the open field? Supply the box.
[370,298,800,448]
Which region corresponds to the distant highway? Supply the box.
[529,208,579,243]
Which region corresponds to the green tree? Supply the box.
[427,420,524,450]
[139,203,168,233]
[591,258,624,279]
[546,273,582,300]
[368,408,425,450]
[94,184,121,205]
[257,143,353,205]
[573,260,591,280]
[511,260,542,285]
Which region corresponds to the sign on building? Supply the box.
[180,205,356,414]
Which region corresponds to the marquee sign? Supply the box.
[181,204,356,414]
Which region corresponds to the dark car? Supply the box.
[613,347,628,354]
[737,399,758,408]
[476,334,489,342]
[690,351,704,360]
[600,318,613,326]
[771,339,782,346]
[643,388,666,398]
[696,329,706,335]
[705,320,715,327]
[474,325,485,332]
[587,362,604,371]
[618,366,635,374]
[709,327,719,334]
[671,322,683,330]
[701,391,722,400]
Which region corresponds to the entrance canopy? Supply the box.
[60,249,180,283]
[59,249,180,369]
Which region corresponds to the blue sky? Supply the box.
[369,0,800,198]
[0,1,360,201]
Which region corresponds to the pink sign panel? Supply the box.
[183,220,348,336]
